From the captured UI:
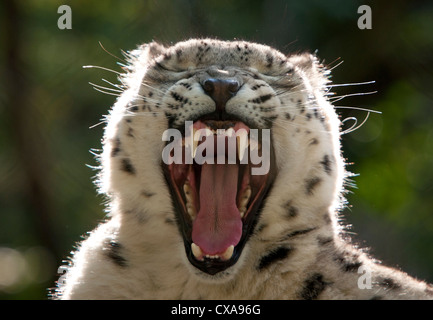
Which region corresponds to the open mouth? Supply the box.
[163,119,275,275]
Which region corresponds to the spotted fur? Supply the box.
[53,39,432,300]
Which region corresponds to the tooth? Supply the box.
[183,184,195,214]
[187,203,196,219]
[221,245,234,261]
[226,128,235,138]
[243,185,251,200]
[205,128,213,137]
[183,183,191,196]
[249,138,259,152]
[192,128,199,158]
[239,209,245,218]
[239,186,251,209]
[237,132,248,161]
[191,243,203,260]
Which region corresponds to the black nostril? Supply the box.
[201,78,240,114]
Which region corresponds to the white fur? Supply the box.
[53,39,432,300]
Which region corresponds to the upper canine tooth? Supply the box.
[237,131,248,162]
[221,245,234,261]
[192,128,199,158]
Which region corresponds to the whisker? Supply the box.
[83,65,123,75]
[334,106,382,114]
[139,80,166,95]
[327,80,376,88]
[101,78,126,91]
[98,41,127,63]
[89,121,106,129]
[91,86,121,96]
[329,90,377,103]
[341,111,371,135]
[327,59,344,71]
[89,82,123,94]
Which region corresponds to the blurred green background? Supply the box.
[0,0,432,299]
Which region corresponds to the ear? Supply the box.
[287,52,329,89]
[287,52,318,71]
[128,41,166,65]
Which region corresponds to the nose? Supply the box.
[201,78,241,114]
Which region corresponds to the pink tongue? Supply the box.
[191,163,242,255]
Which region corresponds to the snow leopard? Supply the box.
[53,38,433,299]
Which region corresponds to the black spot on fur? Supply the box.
[266,54,274,68]
[257,94,272,103]
[334,251,362,273]
[111,138,121,157]
[300,273,328,300]
[141,190,155,198]
[255,223,267,234]
[170,91,189,104]
[251,83,266,91]
[343,260,362,272]
[165,217,176,225]
[323,212,332,224]
[104,240,127,267]
[263,115,278,127]
[284,200,299,218]
[320,155,332,175]
[127,127,134,138]
[380,278,401,290]
[283,228,317,240]
[370,295,383,300]
[317,236,333,246]
[309,138,319,146]
[121,158,136,174]
[258,247,292,270]
[297,99,305,113]
[305,177,322,195]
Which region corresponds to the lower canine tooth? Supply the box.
[191,243,203,260]
[221,245,234,261]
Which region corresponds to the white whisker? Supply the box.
[83,65,123,75]
[91,86,121,96]
[327,80,376,88]
[98,41,127,63]
[341,111,371,135]
[334,106,382,114]
[329,90,377,103]
[89,82,123,94]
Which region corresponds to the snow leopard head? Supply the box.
[99,39,345,279]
